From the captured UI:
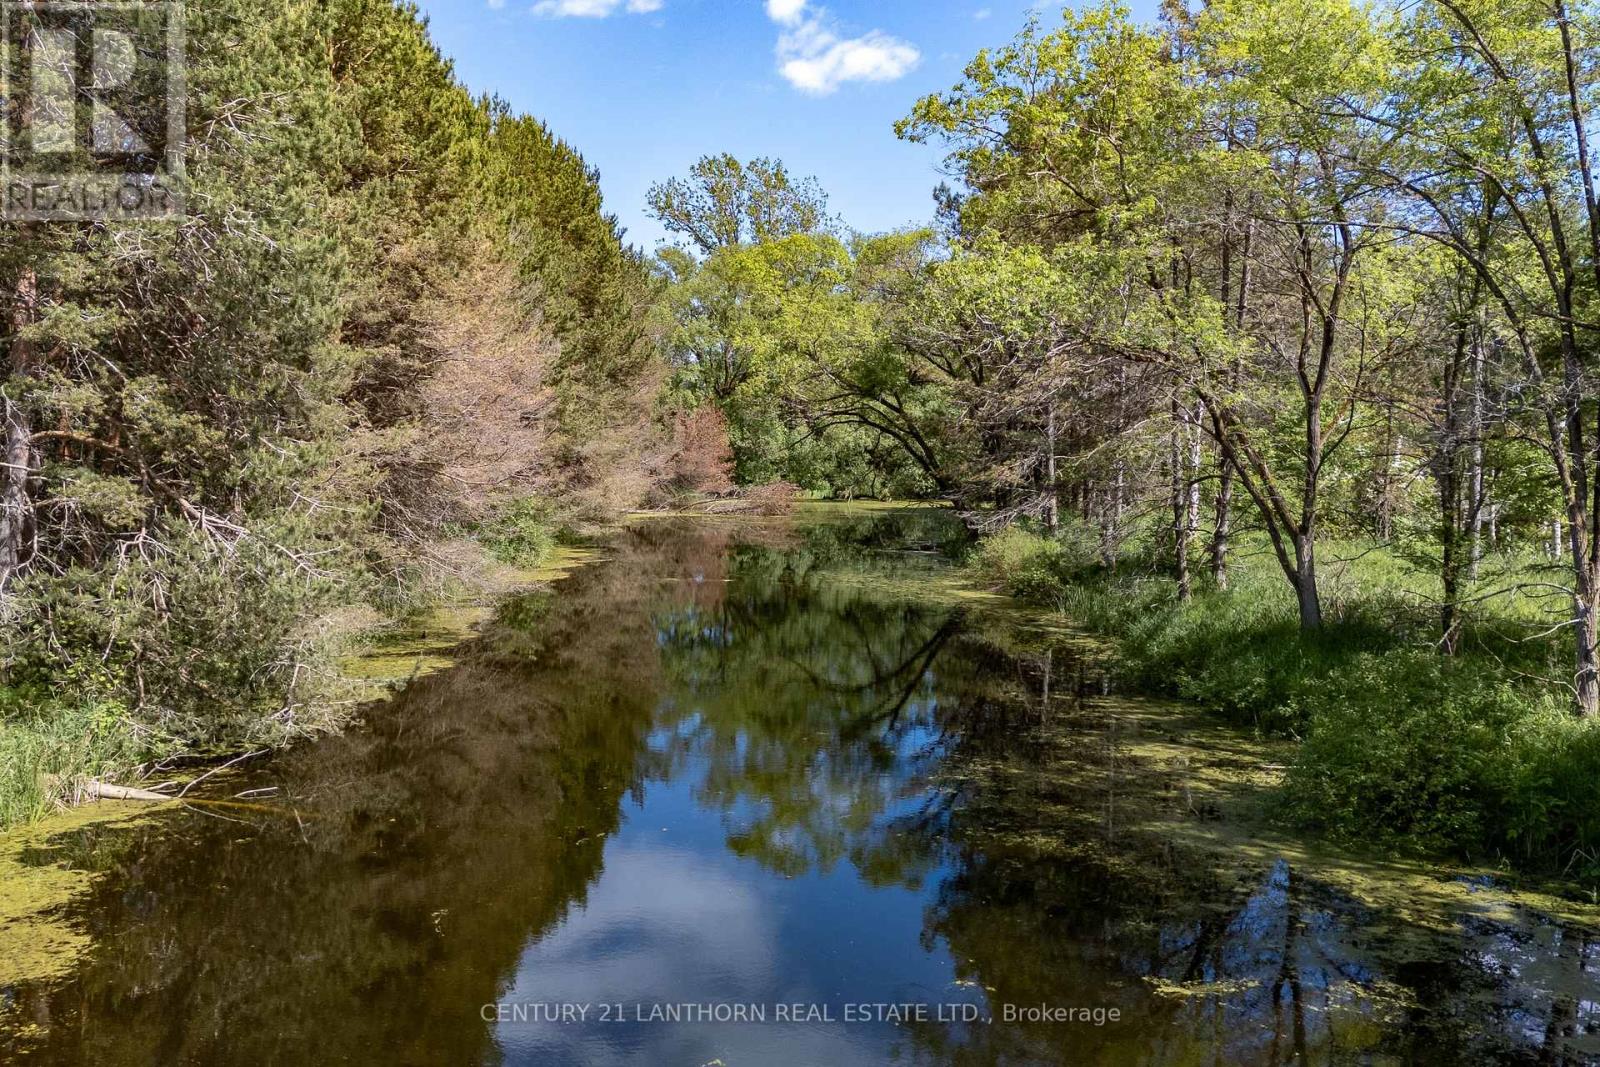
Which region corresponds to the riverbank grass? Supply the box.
[969,525,1600,877]
[0,699,150,828]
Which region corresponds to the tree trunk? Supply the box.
[0,409,34,591]
[1438,314,1472,652]
[1170,399,1191,601]
[1103,363,1129,570]
[0,268,38,595]
[1294,534,1322,631]
[1184,407,1201,594]
[1576,580,1600,718]
[1440,499,1460,653]
[1468,331,1487,581]
[1106,468,1124,570]
[1044,400,1059,533]
[1211,463,1233,591]
[1438,382,1461,651]
[1211,217,1251,593]
[1377,407,1395,541]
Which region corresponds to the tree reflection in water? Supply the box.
[647,510,1600,1065]
[3,508,1599,1065]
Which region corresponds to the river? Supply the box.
[2,504,1598,1064]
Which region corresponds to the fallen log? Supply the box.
[81,780,175,803]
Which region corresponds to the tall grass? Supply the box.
[970,523,1600,876]
[0,699,147,828]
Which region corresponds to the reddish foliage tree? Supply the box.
[670,406,736,495]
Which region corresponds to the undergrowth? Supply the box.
[969,523,1600,877]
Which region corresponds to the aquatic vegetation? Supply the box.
[0,803,156,992]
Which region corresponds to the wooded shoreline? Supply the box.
[4,0,1600,884]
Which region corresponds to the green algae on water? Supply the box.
[339,545,601,689]
[0,802,156,989]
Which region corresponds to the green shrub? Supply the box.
[1285,661,1600,867]
[1282,653,1525,853]
[969,527,1066,601]
[4,524,337,739]
[1501,711,1600,874]
[480,497,558,568]
[968,521,1105,601]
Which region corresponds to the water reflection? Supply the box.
[3,507,1600,1065]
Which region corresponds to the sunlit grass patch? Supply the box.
[0,700,149,828]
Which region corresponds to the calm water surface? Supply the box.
[4,506,1600,1065]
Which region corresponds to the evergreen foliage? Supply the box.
[0,0,665,791]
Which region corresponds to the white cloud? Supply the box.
[974,6,992,19]
[488,0,506,8]
[531,0,660,17]
[497,845,876,1067]
[768,4,920,95]
[765,0,807,24]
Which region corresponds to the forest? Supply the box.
[3,0,1600,880]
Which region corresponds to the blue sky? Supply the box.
[412,0,1159,251]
